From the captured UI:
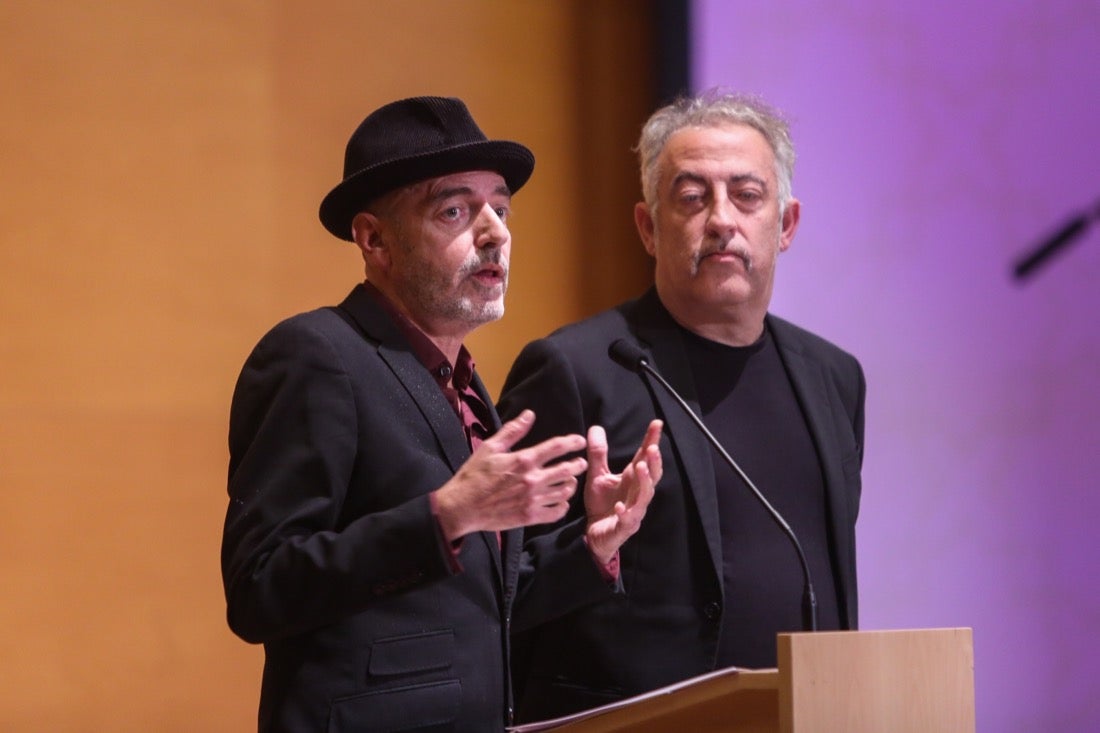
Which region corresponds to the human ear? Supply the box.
[634,202,657,257]
[352,212,391,270]
[778,198,800,252]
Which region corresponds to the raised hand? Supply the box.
[433,410,588,541]
[584,419,663,565]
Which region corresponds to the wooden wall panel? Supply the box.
[0,1,652,729]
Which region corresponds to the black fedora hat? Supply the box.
[319,96,535,241]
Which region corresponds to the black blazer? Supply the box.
[222,284,523,732]
[498,288,865,721]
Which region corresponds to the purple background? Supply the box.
[692,2,1100,730]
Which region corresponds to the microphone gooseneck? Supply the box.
[1013,199,1100,281]
[608,338,819,632]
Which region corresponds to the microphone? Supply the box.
[1013,200,1100,281]
[608,338,818,632]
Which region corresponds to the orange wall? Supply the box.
[0,1,651,730]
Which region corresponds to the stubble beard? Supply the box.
[405,248,508,328]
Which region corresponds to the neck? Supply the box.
[364,279,468,368]
[401,310,467,367]
[679,316,764,347]
[425,335,464,369]
[657,291,766,347]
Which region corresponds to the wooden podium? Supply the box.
[510,628,975,733]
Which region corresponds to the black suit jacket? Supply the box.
[498,288,865,721]
[222,284,601,732]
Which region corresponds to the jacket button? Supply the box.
[703,601,722,620]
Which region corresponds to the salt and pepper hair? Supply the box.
[635,90,796,216]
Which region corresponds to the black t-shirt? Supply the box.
[681,325,841,668]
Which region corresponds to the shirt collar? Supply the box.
[361,281,476,390]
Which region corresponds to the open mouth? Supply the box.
[472,264,505,285]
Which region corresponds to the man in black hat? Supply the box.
[220,96,661,732]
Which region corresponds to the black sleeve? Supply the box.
[221,317,452,644]
[499,337,622,635]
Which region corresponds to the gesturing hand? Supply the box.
[434,410,588,542]
[584,419,663,565]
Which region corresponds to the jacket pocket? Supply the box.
[368,629,455,677]
[328,679,460,732]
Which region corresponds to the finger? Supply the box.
[644,443,663,484]
[530,499,571,526]
[624,459,655,509]
[520,432,587,468]
[587,424,610,476]
[643,419,663,449]
[630,419,663,463]
[528,458,587,495]
[637,459,656,503]
[537,477,578,506]
[484,409,536,452]
[520,481,577,526]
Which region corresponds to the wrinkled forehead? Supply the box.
[659,122,776,179]
[376,169,510,213]
[415,170,510,200]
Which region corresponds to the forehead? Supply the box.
[417,170,510,200]
[379,170,510,215]
[659,123,776,184]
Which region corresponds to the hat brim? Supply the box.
[319,140,534,242]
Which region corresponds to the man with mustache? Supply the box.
[221,96,661,732]
[498,91,866,721]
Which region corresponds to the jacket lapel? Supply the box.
[337,285,506,580]
[628,291,725,595]
[338,285,472,471]
[767,315,857,624]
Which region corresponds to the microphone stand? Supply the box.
[633,354,819,632]
[1013,198,1100,281]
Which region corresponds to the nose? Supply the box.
[706,192,738,241]
[474,203,509,249]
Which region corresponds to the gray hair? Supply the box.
[635,90,796,215]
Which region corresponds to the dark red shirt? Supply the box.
[362,281,492,447]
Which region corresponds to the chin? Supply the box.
[695,279,751,302]
[460,299,504,325]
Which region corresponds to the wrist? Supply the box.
[431,489,468,543]
[583,532,614,567]
[583,535,620,580]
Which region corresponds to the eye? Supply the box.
[676,189,707,210]
[734,189,764,208]
[438,204,469,224]
[494,205,510,221]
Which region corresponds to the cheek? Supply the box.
[657,220,698,253]
[654,241,697,284]
[670,236,704,272]
[433,238,469,268]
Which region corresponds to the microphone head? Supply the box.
[608,339,648,372]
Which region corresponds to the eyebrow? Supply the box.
[429,183,512,204]
[670,171,768,191]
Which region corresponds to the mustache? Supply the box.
[459,248,508,278]
[694,240,752,272]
